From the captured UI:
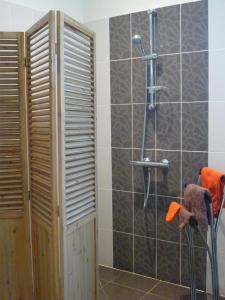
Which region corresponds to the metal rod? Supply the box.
[189,227,197,300]
[148,10,156,111]
[141,61,148,161]
[129,160,169,169]
[143,167,151,209]
[209,202,219,300]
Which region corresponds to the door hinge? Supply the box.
[55,43,58,55]
[23,57,28,67]
[57,205,60,216]
[27,190,31,200]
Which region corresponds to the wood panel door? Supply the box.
[26,12,61,300]
[0,32,33,299]
[0,11,97,300]
[57,12,98,300]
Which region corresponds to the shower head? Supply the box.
[132,34,143,45]
[132,34,145,56]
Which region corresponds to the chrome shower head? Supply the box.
[132,34,143,45]
[132,34,145,56]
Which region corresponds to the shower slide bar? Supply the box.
[131,8,170,209]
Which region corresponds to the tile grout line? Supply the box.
[148,279,162,293]
[130,12,135,274]
[155,25,158,278]
[111,231,207,249]
[111,188,183,199]
[179,3,183,286]
[110,100,210,105]
[110,48,209,62]
[111,146,211,153]
[155,91,158,279]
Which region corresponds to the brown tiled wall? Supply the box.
[110,0,209,289]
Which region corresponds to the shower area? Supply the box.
[111,0,209,287]
[94,0,225,298]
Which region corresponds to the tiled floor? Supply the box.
[99,266,225,300]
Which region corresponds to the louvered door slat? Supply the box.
[0,35,23,213]
[0,32,33,299]
[26,12,60,300]
[27,23,52,226]
[58,13,96,225]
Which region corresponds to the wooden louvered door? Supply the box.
[0,33,33,299]
[26,12,61,300]
[57,12,97,300]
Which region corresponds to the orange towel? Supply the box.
[166,201,182,222]
[201,167,225,216]
[166,201,194,230]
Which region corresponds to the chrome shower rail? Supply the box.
[131,9,169,209]
[129,159,169,169]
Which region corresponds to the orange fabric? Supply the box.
[166,201,182,222]
[201,167,225,216]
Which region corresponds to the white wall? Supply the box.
[83,0,200,22]
[85,19,113,267]
[207,0,225,296]
[0,0,45,31]
[5,0,84,22]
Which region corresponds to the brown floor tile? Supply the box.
[205,295,225,300]
[99,288,107,300]
[99,279,109,289]
[99,265,121,282]
[101,282,145,300]
[178,293,225,300]
[113,271,159,292]
[151,282,189,300]
[142,293,171,300]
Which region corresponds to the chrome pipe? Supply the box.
[143,167,151,209]
[148,9,157,111]
[129,159,169,169]
[141,61,148,161]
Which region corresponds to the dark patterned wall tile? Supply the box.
[134,193,156,238]
[157,240,180,284]
[156,150,181,198]
[182,51,208,102]
[156,54,181,103]
[181,0,208,52]
[112,148,132,191]
[156,5,180,55]
[181,229,207,248]
[113,231,133,272]
[132,10,149,58]
[182,151,208,188]
[133,149,156,194]
[132,58,146,104]
[133,104,156,149]
[111,60,131,104]
[110,14,131,60]
[156,103,181,150]
[181,245,207,290]
[113,191,133,233]
[182,102,208,152]
[111,105,132,148]
[134,236,156,277]
[157,196,180,243]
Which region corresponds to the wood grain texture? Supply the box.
[0,218,33,299]
[65,217,96,300]
[0,32,33,299]
[26,12,61,300]
[57,12,97,300]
